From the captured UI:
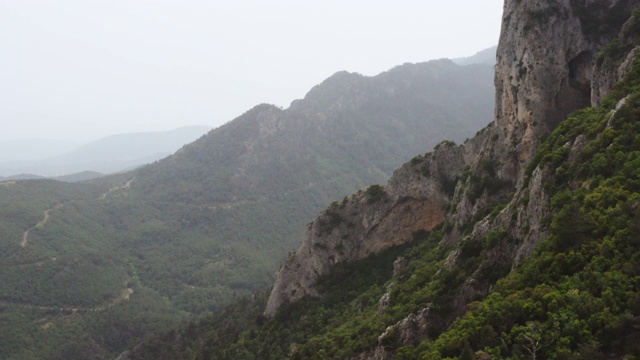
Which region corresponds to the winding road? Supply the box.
[99,178,134,200]
[20,203,64,248]
[0,287,134,313]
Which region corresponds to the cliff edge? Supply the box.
[265,0,640,318]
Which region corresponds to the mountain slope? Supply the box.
[0,58,494,359]
[115,1,640,359]
[105,59,496,311]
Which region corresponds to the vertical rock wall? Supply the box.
[264,0,640,318]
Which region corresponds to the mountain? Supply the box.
[0,57,494,358]
[0,125,212,178]
[115,1,640,359]
[452,45,498,66]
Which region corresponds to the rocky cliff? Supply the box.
[107,2,640,359]
[264,141,467,315]
[265,0,640,322]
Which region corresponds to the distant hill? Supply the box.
[0,58,494,359]
[0,125,212,178]
[452,45,497,66]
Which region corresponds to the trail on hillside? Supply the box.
[0,287,134,313]
[20,203,64,248]
[99,178,134,200]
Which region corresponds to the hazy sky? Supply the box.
[1,0,504,142]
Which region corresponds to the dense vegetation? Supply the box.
[417,52,640,360]
[0,59,493,359]
[120,56,640,360]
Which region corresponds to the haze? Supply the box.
[0,0,503,142]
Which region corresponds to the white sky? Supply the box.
[0,0,504,142]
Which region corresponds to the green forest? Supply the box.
[116,32,640,360]
[3,1,640,359]
[0,59,494,359]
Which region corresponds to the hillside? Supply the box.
[0,58,494,359]
[116,1,640,359]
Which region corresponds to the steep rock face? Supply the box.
[265,0,640,320]
[592,7,640,105]
[462,0,640,256]
[495,0,590,178]
[446,0,640,245]
[440,1,640,320]
[264,142,466,316]
[492,0,639,180]
[344,3,640,357]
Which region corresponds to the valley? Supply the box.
[6,0,639,358]
[0,57,495,359]
[114,1,640,359]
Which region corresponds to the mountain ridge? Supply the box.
[113,1,640,359]
[0,54,496,359]
[0,125,212,178]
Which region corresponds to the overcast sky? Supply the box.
[0,0,504,142]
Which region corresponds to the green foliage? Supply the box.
[0,56,496,359]
[570,0,631,39]
[112,231,450,360]
[467,160,512,204]
[434,140,456,150]
[440,174,459,197]
[596,37,631,66]
[128,57,640,360]
[418,58,640,359]
[366,184,386,203]
[524,1,564,33]
[410,155,424,165]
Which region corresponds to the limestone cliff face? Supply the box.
[447,0,640,245]
[265,0,640,318]
[264,142,465,316]
[493,0,639,179]
[493,0,590,179]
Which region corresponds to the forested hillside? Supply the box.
[0,58,494,359]
[121,43,640,360]
[117,1,640,359]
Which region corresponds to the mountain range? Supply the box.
[0,51,495,359]
[112,1,640,359]
[0,125,212,179]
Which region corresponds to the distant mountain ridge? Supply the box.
[0,56,495,358]
[452,45,498,66]
[115,3,640,360]
[0,125,212,178]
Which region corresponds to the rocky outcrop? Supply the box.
[592,7,640,105]
[265,0,640,320]
[434,2,640,327]
[264,142,466,316]
[495,0,591,176]
[446,0,640,245]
